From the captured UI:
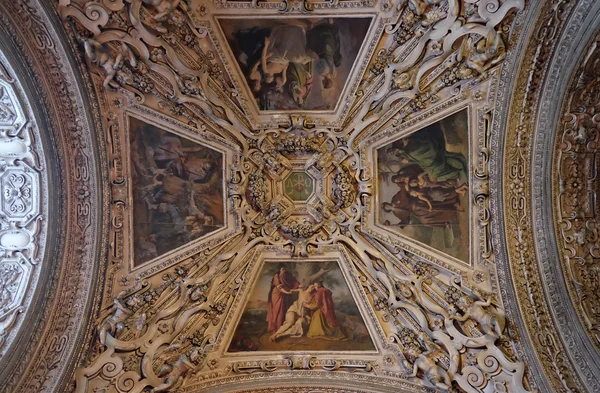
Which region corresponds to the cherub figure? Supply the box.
[403,344,452,391]
[98,292,135,345]
[450,294,505,337]
[153,353,196,392]
[459,29,506,78]
[83,38,136,88]
[83,38,123,88]
[142,0,187,22]
[408,0,443,16]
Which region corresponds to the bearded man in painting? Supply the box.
[266,265,301,333]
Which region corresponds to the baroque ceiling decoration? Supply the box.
[0,1,104,393]
[0,0,590,392]
[0,50,48,359]
[500,0,600,392]
[554,31,600,354]
[57,0,533,392]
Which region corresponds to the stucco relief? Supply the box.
[56,0,537,393]
[0,2,106,392]
[0,58,47,359]
[554,33,600,353]
[499,0,600,392]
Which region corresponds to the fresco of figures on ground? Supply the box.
[377,110,470,262]
[228,261,374,352]
[218,17,371,111]
[129,118,224,266]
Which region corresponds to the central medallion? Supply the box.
[284,171,314,202]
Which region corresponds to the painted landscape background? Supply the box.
[228,261,374,352]
[377,110,470,262]
[129,118,224,266]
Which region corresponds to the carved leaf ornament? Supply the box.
[58,0,531,392]
[0,59,47,360]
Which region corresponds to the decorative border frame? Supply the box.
[360,76,496,279]
[494,0,600,391]
[204,8,386,129]
[123,110,238,271]
[99,100,244,303]
[218,245,383,358]
[0,2,106,392]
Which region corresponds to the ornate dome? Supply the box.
[0,0,599,392]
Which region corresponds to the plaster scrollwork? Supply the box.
[59,0,251,143]
[345,0,523,147]
[74,233,531,393]
[58,0,524,131]
[554,34,600,353]
[498,0,600,391]
[0,59,47,357]
[57,1,535,393]
[235,126,360,257]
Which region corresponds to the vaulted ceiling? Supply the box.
[0,0,599,392]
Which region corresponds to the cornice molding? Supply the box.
[0,1,105,392]
[498,0,600,391]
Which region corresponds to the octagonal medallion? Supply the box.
[283,171,314,202]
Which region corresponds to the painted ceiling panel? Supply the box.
[1,0,599,392]
[128,117,225,266]
[55,0,532,391]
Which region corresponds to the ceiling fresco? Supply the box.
[377,109,470,263]
[0,0,596,392]
[128,116,225,266]
[218,17,372,111]
[56,0,531,391]
[228,259,375,352]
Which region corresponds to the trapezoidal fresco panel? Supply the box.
[128,117,225,267]
[217,17,371,112]
[227,258,376,352]
[376,109,470,264]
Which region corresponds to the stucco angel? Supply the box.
[152,354,195,392]
[449,294,505,337]
[83,38,136,88]
[458,29,506,79]
[408,0,443,16]
[142,0,188,22]
[403,343,452,391]
[98,292,135,345]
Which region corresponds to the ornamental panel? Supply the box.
[128,117,225,266]
[58,0,534,392]
[0,167,39,223]
[0,53,47,362]
[554,33,600,355]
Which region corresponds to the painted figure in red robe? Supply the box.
[313,281,338,327]
[266,265,301,333]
